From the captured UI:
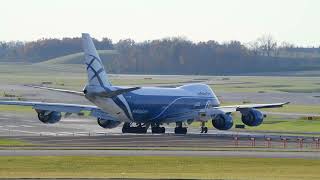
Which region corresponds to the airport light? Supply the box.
[265,137,272,148]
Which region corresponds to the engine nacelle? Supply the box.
[37,110,62,124]
[241,108,264,126]
[212,114,233,130]
[97,118,121,129]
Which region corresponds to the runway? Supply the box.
[0,112,272,137]
[1,112,320,151]
[1,149,320,159]
[0,112,319,137]
[0,112,319,160]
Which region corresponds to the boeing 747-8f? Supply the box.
[0,33,289,134]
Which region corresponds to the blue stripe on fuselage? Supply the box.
[123,92,218,123]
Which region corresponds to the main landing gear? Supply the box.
[151,123,165,134]
[122,122,148,134]
[200,122,208,133]
[174,122,187,134]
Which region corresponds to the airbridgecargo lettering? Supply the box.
[132,109,149,114]
[0,33,289,135]
[197,91,211,96]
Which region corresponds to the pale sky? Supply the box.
[0,0,319,46]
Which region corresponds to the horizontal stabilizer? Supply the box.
[88,87,140,98]
[24,85,84,96]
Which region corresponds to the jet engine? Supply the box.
[241,108,264,126]
[212,114,233,130]
[97,118,121,129]
[37,110,62,124]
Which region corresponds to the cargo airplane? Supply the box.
[0,33,289,134]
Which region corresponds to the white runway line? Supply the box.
[56,132,75,136]
[23,120,36,123]
[20,125,34,128]
[40,132,58,136]
[6,125,19,128]
[0,128,42,135]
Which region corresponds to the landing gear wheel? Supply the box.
[152,127,165,134]
[174,127,187,134]
[122,122,148,134]
[151,123,165,134]
[200,122,208,134]
[201,127,208,133]
[174,122,187,134]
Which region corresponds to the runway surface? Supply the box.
[0,112,271,137]
[0,112,319,137]
[0,112,319,151]
[1,149,319,159]
[0,111,319,159]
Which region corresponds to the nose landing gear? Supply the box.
[200,122,208,133]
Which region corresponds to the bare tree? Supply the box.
[256,34,277,57]
[247,41,260,56]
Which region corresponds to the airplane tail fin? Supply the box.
[82,33,111,89]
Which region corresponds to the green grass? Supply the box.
[219,102,320,115]
[212,76,320,93]
[192,114,320,133]
[0,156,319,179]
[0,105,33,113]
[0,138,31,146]
[0,63,319,94]
[243,117,320,133]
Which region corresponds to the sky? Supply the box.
[0,0,319,46]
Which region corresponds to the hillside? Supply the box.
[36,50,118,65]
[33,49,320,75]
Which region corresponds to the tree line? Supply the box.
[0,35,319,75]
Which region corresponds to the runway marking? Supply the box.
[55,132,76,136]
[20,120,36,123]
[20,125,34,128]
[40,132,59,136]
[0,128,44,135]
[6,125,19,128]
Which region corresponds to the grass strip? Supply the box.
[0,156,319,179]
[0,138,32,146]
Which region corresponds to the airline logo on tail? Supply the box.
[82,33,135,121]
[82,33,111,88]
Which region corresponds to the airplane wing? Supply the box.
[215,102,289,113]
[0,100,113,120]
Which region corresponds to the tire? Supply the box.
[122,127,128,133]
[137,127,147,134]
[182,128,187,134]
[204,127,208,133]
[175,127,187,135]
[151,127,158,134]
[152,127,165,134]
